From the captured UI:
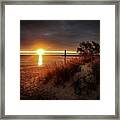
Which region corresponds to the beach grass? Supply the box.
[20,55,100,100]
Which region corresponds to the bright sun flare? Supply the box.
[36,49,45,55]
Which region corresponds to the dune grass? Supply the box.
[20,55,100,100]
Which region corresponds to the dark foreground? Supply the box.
[20,55,100,100]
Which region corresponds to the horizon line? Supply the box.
[20,50,78,55]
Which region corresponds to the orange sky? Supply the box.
[20,20,100,51]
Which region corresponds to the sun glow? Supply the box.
[36,49,45,55]
[36,49,45,66]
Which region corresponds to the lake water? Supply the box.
[20,55,77,67]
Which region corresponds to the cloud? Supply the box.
[20,20,100,50]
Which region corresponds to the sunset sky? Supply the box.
[20,20,100,51]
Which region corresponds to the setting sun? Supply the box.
[36,49,45,55]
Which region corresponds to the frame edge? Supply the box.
[1,0,119,119]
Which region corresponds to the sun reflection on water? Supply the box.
[38,55,43,66]
[36,49,45,66]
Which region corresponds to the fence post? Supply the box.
[64,50,66,64]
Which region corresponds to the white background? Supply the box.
[5,5,115,115]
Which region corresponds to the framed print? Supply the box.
[20,20,100,100]
[0,0,119,119]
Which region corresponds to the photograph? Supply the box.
[20,20,100,100]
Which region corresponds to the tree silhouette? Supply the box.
[77,41,100,55]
